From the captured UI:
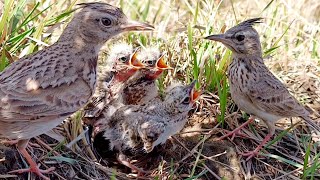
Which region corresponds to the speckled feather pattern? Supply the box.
[228,56,310,120]
[219,18,319,133]
[0,3,146,140]
[103,82,195,154]
[0,38,97,140]
[123,47,162,105]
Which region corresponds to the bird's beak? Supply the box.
[156,54,173,70]
[130,50,145,69]
[187,80,201,103]
[192,89,201,103]
[205,34,237,52]
[204,34,229,44]
[122,20,154,31]
[144,55,172,80]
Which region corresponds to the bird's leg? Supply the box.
[240,121,275,160]
[240,132,273,160]
[8,139,55,180]
[218,115,255,141]
[117,153,147,176]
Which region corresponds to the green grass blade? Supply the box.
[0,49,8,71]
[141,0,150,21]
[261,153,303,169]
[302,141,311,179]
[261,0,275,13]
[265,121,299,148]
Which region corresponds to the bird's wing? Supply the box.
[83,94,108,118]
[107,105,141,128]
[103,105,142,151]
[0,51,94,121]
[246,69,309,118]
[83,71,115,117]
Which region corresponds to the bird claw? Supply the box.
[218,116,255,141]
[218,129,248,141]
[9,163,55,180]
[1,139,19,146]
[240,150,259,161]
[118,154,148,176]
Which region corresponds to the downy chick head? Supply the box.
[138,48,172,80]
[64,2,154,44]
[205,18,263,56]
[107,43,134,67]
[164,80,201,114]
[100,44,145,89]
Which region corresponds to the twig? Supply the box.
[255,158,300,180]
[172,136,221,179]
[34,137,60,157]
[66,127,89,148]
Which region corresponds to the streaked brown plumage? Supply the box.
[0,3,153,179]
[205,18,319,160]
[123,47,172,105]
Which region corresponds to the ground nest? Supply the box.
[0,61,319,180]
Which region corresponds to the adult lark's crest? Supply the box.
[237,18,263,28]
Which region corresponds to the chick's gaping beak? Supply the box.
[191,89,201,102]
[156,55,173,70]
[187,80,201,103]
[122,20,154,31]
[130,51,145,69]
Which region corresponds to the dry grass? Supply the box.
[0,0,319,179]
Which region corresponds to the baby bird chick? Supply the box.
[83,43,144,119]
[123,47,172,105]
[97,81,200,173]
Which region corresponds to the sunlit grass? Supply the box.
[0,0,75,70]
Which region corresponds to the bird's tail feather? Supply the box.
[303,116,320,133]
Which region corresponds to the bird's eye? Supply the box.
[147,60,155,66]
[236,34,245,41]
[119,56,128,62]
[101,18,112,26]
[182,97,190,104]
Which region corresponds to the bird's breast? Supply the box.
[227,59,256,113]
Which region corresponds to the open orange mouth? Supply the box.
[156,55,173,70]
[187,80,201,103]
[191,90,201,102]
[130,50,145,69]
[191,89,201,102]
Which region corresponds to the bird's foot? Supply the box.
[9,164,55,180]
[218,116,255,141]
[218,129,248,141]
[239,133,273,161]
[1,139,19,146]
[118,154,148,176]
[240,150,259,161]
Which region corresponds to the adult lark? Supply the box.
[205,18,319,160]
[0,3,153,179]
